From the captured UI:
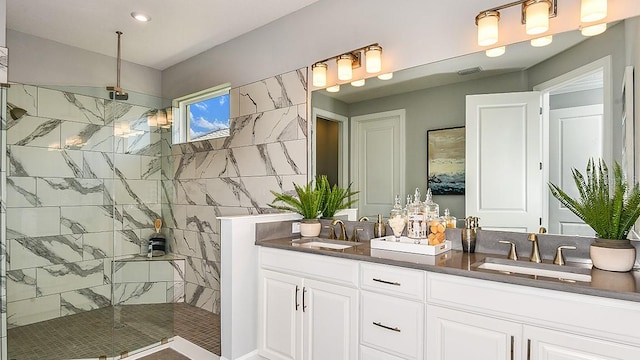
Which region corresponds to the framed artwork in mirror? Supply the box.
[427,126,465,195]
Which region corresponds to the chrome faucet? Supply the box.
[331,219,347,241]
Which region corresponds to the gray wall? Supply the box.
[6,30,162,97]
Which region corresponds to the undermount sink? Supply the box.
[291,238,361,250]
[473,257,592,283]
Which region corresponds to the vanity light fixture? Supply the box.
[351,79,366,87]
[312,63,328,87]
[475,0,557,47]
[378,73,393,80]
[486,46,506,58]
[326,84,341,93]
[311,43,383,88]
[531,35,553,47]
[131,12,151,22]
[581,23,607,36]
[581,0,607,22]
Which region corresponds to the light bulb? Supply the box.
[351,79,365,87]
[476,11,500,46]
[581,23,607,36]
[525,0,550,35]
[378,73,393,80]
[531,35,553,47]
[365,45,382,73]
[312,63,327,87]
[326,85,340,93]
[486,46,506,57]
[581,0,607,22]
[337,54,353,81]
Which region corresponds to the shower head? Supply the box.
[7,104,27,120]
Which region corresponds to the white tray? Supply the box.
[370,236,451,255]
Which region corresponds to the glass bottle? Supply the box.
[407,188,425,241]
[423,187,440,220]
[388,195,406,241]
[443,208,457,228]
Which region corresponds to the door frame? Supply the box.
[311,107,349,187]
[533,56,612,229]
[350,109,406,215]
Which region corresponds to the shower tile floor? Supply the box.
[6,303,220,360]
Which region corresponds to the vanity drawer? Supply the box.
[360,345,406,360]
[360,291,424,360]
[360,262,425,301]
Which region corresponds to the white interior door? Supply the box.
[351,110,405,219]
[548,105,604,236]
[466,92,542,233]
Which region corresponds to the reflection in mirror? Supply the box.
[310,16,640,237]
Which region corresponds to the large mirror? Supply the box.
[310,15,640,236]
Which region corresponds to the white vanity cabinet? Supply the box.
[258,248,359,360]
[426,273,640,360]
[360,262,425,360]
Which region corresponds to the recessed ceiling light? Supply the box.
[131,12,152,22]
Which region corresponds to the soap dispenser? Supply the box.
[461,216,477,253]
[374,214,386,238]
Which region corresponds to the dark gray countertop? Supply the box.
[256,237,640,303]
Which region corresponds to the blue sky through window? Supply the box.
[188,93,230,140]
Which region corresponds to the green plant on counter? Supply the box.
[317,175,359,218]
[549,158,640,240]
[269,179,324,220]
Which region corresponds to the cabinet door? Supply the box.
[525,326,640,360]
[426,305,522,360]
[259,270,303,360]
[302,278,358,360]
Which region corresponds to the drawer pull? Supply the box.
[373,321,401,332]
[372,278,401,286]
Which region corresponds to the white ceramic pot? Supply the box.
[590,238,636,272]
[300,220,321,237]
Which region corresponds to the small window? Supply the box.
[173,83,231,143]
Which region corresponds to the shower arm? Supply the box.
[106,31,127,97]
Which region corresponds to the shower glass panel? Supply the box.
[3,83,176,360]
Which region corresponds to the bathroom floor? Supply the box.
[6,303,220,360]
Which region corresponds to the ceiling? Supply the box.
[6,0,321,70]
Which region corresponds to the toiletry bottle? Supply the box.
[407,188,425,239]
[443,208,457,228]
[461,216,477,253]
[374,214,386,238]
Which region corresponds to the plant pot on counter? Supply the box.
[300,219,322,237]
[590,238,636,272]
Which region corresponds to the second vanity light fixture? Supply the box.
[312,43,383,88]
[476,0,608,55]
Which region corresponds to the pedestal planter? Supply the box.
[590,238,636,272]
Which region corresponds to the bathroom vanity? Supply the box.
[255,234,640,360]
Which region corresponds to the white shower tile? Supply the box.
[37,259,104,296]
[6,207,60,239]
[230,87,240,118]
[113,179,159,205]
[38,88,105,124]
[185,206,218,234]
[6,177,38,207]
[266,139,307,176]
[7,84,38,119]
[6,268,37,302]
[8,235,83,270]
[141,155,161,180]
[281,68,307,106]
[60,205,114,234]
[83,232,113,260]
[60,284,111,316]
[7,115,61,148]
[185,283,214,312]
[113,261,149,283]
[8,146,83,178]
[149,261,174,282]
[7,294,60,327]
[114,229,144,257]
[114,153,142,179]
[37,178,104,206]
[61,121,113,152]
[169,281,185,303]
[82,151,114,179]
[113,282,167,305]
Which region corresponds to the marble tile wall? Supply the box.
[168,68,308,313]
[3,84,167,327]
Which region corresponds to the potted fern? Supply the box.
[269,179,325,237]
[316,175,359,218]
[549,159,640,272]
